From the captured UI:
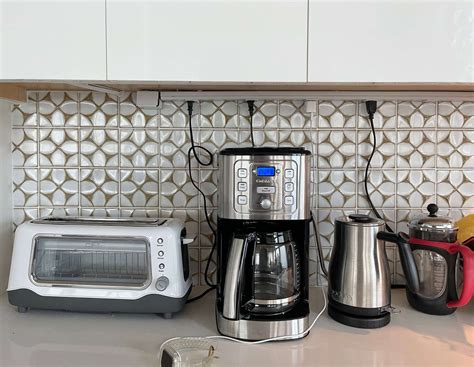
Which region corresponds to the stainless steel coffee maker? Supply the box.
[216,147,311,341]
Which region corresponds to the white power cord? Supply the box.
[158,286,327,361]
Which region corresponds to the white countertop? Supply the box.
[0,288,473,367]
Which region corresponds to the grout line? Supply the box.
[434,100,439,206]
[117,95,121,214]
[394,100,399,232]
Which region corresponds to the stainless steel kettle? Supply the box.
[328,214,393,328]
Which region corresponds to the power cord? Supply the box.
[310,211,328,280]
[247,100,255,147]
[184,101,217,303]
[364,101,394,233]
[159,286,327,361]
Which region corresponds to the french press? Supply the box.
[379,204,474,315]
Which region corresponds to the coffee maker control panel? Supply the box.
[218,149,310,220]
[233,160,299,214]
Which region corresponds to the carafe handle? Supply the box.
[222,232,255,320]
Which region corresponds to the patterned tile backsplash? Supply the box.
[10,92,474,286]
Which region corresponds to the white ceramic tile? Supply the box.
[80,169,120,207]
[438,101,474,129]
[397,101,436,128]
[120,170,159,207]
[318,100,356,128]
[279,100,312,129]
[39,128,79,167]
[159,129,192,168]
[200,101,238,128]
[358,170,396,208]
[397,130,436,168]
[12,128,38,167]
[12,168,38,207]
[317,130,356,168]
[11,101,37,126]
[318,171,357,208]
[437,170,474,208]
[39,168,79,206]
[357,130,396,168]
[160,169,198,208]
[120,129,159,168]
[397,170,436,208]
[80,129,119,167]
[437,130,474,168]
[79,92,118,127]
[38,92,79,127]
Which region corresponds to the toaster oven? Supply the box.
[7,217,193,318]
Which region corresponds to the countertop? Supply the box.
[0,288,472,367]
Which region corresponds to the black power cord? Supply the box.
[184,101,217,304]
[247,100,256,147]
[364,101,394,233]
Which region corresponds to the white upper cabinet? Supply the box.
[106,0,308,82]
[0,0,106,80]
[308,1,474,83]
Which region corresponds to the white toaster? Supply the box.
[7,216,193,318]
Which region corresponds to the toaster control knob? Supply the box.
[260,198,272,210]
[156,276,169,292]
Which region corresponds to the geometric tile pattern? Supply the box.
[11,93,474,285]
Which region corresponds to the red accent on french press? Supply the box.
[409,237,474,308]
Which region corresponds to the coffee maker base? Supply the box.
[328,304,390,329]
[216,313,310,341]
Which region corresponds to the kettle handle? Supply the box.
[377,231,420,293]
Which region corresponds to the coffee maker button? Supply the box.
[260,198,272,209]
[237,168,247,178]
[284,169,294,178]
[237,182,247,191]
[237,195,247,205]
[285,182,294,192]
[284,196,294,205]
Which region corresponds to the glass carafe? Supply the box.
[245,231,300,314]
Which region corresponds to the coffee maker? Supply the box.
[216,147,311,341]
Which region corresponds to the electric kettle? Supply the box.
[379,204,474,315]
[328,214,393,328]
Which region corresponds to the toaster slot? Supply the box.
[31,236,151,288]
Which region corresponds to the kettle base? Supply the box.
[328,304,390,329]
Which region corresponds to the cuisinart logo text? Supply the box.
[330,289,353,303]
[256,178,272,184]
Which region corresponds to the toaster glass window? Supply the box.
[31,236,150,287]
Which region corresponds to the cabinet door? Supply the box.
[107,0,307,82]
[308,0,473,83]
[0,0,106,80]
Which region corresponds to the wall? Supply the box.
[10,92,474,285]
[0,100,13,293]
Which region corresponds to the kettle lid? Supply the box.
[408,204,458,233]
[336,214,385,226]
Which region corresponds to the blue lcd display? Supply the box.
[256,166,275,176]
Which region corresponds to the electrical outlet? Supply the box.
[304,100,317,114]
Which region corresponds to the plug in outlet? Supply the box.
[304,100,317,125]
[304,100,317,114]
